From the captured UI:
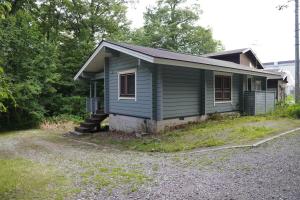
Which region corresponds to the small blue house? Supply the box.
[73,40,282,133]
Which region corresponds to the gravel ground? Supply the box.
[0,130,299,200]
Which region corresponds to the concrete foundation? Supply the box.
[109,114,209,133]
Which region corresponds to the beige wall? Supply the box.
[240,54,256,68]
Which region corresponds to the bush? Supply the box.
[272,103,300,119]
[287,104,300,119]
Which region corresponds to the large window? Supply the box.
[119,70,136,99]
[215,75,231,102]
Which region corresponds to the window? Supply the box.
[255,80,262,91]
[215,75,231,102]
[119,70,136,99]
[248,78,252,91]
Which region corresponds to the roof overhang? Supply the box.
[74,41,282,80]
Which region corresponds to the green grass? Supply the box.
[91,116,300,153]
[80,165,150,191]
[0,158,72,200]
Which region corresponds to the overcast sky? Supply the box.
[126,0,295,63]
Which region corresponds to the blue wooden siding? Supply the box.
[161,65,203,119]
[205,71,240,114]
[151,65,163,120]
[107,53,152,118]
[104,53,271,119]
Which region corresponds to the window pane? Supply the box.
[223,90,231,100]
[127,73,135,95]
[223,77,231,89]
[215,90,223,100]
[120,75,126,95]
[215,76,222,89]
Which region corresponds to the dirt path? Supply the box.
[0,130,299,200]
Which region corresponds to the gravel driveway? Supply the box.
[0,130,299,200]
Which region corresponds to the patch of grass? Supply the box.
[0,129,43,138]
[0,158,72,200]
[95,115,300,153]
[80,165,150,192]
[229,126,275,142]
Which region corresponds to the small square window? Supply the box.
[119,71,135,99]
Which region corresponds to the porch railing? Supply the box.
[86,97,104,113]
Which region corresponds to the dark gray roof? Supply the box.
[105,41,277,76]
[264,68,288,81]
[202,48,249,57]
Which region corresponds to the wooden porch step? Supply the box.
[73,113,108,134]
[91,113,107,120]
[80,122,98,129]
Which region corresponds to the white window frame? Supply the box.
[118,68,137,101]
[213,71,233,105]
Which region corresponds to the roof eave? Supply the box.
[73,41,155,80]
[154,58,281,79]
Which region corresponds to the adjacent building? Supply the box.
[263,60,295,96]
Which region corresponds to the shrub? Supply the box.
[287,104,300,119]
[272,102,300,119]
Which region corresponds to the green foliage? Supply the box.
[0,0,130,130]
[0,0,222,130]
[0,0,11,19]
[0,67,14,112]
[272,97,300,119]
[130,0,223,54]
[287,104,300,118]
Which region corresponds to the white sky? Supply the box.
[126,0,295,63]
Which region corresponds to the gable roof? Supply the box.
[74,40,281,80]
[202,48,264,69]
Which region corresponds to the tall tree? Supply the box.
[131,0,222,54]
[0,67,14,112]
